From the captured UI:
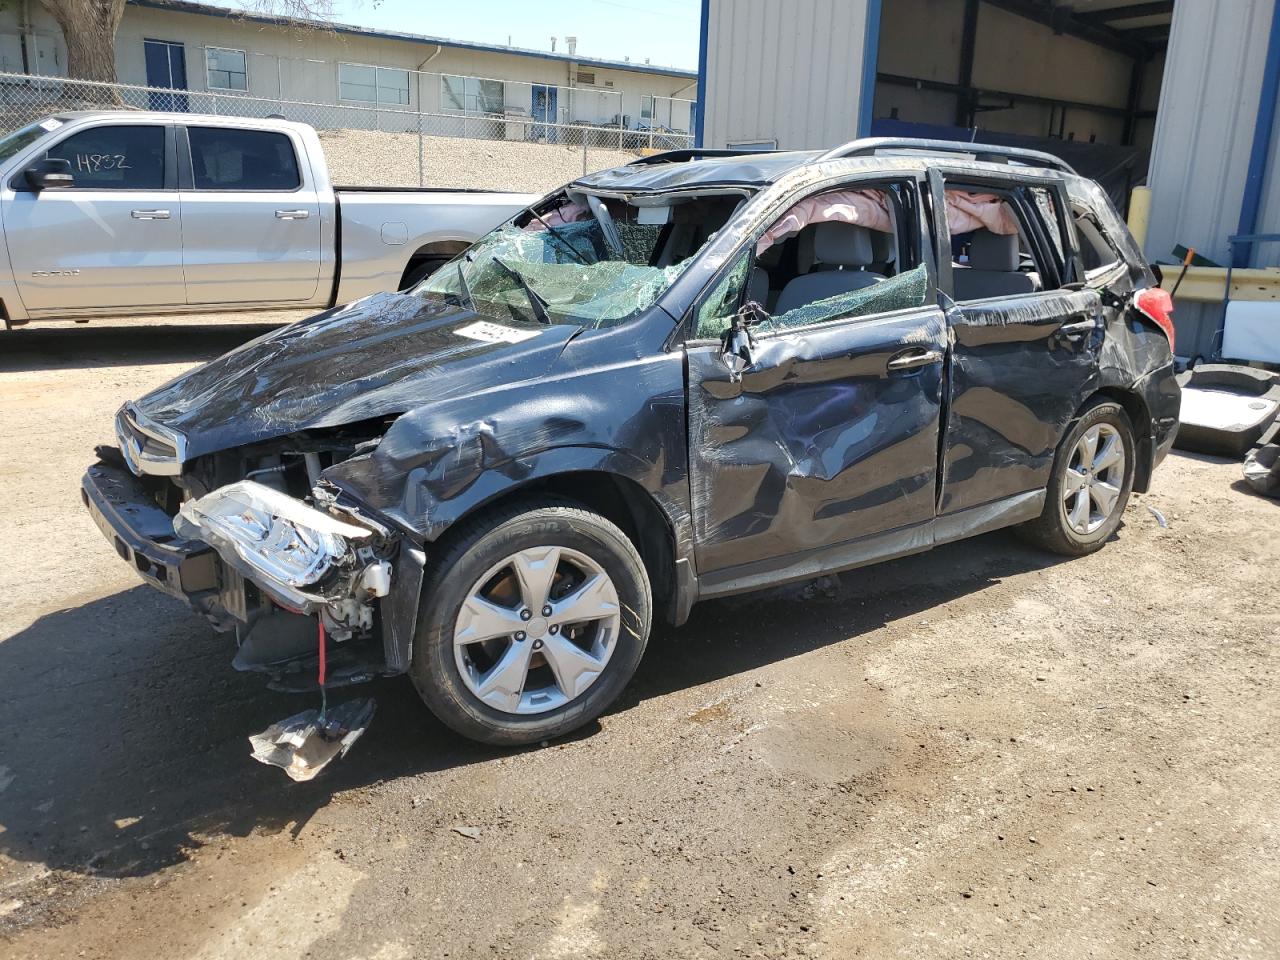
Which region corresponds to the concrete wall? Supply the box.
[701,0,875,150]
[0,3,697,131]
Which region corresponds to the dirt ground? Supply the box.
[0,315,1276,960]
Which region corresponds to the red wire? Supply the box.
[317,618,327,688]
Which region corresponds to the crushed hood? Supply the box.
[133,292,581,459]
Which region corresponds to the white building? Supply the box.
[0,0,698,133]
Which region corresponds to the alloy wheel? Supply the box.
[1062,422,1126,535]
[452,546,621,715]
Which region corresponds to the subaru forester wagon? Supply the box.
[84,138,1180,746]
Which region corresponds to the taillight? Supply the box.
[1133,287,1175,351]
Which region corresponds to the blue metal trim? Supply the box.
[127,0,698,80]
[695,0,710,147]
[858,0,883,138]
[1233,0,1280,267]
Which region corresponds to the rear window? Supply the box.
[187,127,300,190]
[1072,203,1122,272]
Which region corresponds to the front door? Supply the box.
[144,39,188,112]
[930,170,1102,515]
[686,306,947,591]
[179,124,322,304]
[4,122,185,312]
[532,85,558,142]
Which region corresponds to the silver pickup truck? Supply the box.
[0,111,537,327]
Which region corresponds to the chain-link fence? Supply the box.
[0,69,695,192]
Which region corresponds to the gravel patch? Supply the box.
[318,128,640,192]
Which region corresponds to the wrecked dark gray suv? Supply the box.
[84,139,1180,747]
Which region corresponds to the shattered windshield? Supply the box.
[413,189,746,329]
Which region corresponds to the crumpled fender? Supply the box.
[320,346,694,550]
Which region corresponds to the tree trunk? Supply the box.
[38,0,126,104]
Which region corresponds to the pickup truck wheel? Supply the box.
[400,257,449,291]
[1018,400,1135,556]
[410,499,651,746]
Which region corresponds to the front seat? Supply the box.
[774,222,884,314]
[951,230,1036,301]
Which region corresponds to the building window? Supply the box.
[640,95,654,120]
[440,75,505,115]
[205,47,247,91]
[339,63,410,106]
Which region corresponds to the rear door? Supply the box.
[178,124,322,304]
[929,168,1101,516]
[4,120,185,311]
[685,175,947,592]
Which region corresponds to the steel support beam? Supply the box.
[1081,2,1174,24]
[979,0,1145,57]
[878,72,1150,121]
[955,0,981,126]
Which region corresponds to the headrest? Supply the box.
[812,222,875,267]
[757,242,785,268]
[968,230,1020,272]
[870,229,895,263]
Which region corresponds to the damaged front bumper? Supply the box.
[82,462,222,611]
[83,464,395,643]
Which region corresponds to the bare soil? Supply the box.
[317,128,639,192]
[0,316,1277,960]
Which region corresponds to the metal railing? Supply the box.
[0,70,694,191]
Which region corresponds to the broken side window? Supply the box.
[694,180,930,338]
[695,249,752,339]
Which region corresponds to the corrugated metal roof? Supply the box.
[127,0,698,80]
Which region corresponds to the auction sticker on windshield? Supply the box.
[455,321,541,344]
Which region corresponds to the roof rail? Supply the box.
[817,137,1077,175]
[628,148,779,166]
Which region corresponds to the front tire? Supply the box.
[1018,399,1136,556]
[410,499,651,746]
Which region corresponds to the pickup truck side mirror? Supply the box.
[24,158,73,191]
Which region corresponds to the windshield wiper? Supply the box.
[455,260,477,312]
[530,210,592,265]
[493,258,552,325]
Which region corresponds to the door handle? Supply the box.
[886,347,944,372]
[1059,318,1097,335]
[131,209,171,219]
[275,209,310,219]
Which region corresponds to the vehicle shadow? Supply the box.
[0,321,289,374]
[0,528,1065,883]
[625,528,1066,707]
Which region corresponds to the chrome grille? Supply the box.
[116,404,186,477]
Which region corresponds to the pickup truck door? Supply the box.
[3,122,185,311]
[177,125,322,304]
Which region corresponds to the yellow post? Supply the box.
[1127,186,1152,250]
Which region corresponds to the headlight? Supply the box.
[175,480,379,590]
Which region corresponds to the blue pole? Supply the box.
[1233,0,1280,267]
[695,0,710,148]
[858,0,883,137]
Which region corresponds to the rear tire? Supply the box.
[410,499,651,746]
[399,256,449,291]
[1018,399,1135,556]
